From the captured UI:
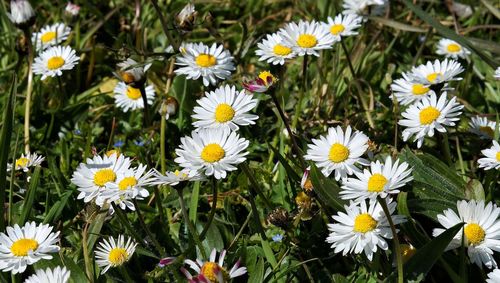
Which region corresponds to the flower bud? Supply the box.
[8,0,35,29]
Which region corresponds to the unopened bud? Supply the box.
[160,97,178,120]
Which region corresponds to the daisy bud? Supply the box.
[65,2,80,17]
[158,257,176,267]
[176,3,197,32]
[8,0,35,29]
[160,97,178,120]
[300,167,314,193]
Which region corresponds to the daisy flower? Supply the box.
[151,168,205,187]
[340,156,413,203]
[175,128,249,179]
[8,0,35,27]
[175,42,235,86]
[192,85,259,131]
[117,58,151,84]
[0,222,60,274]
[70,152,131,204]
[279,20,336,57]
[487,269,500,283]
[33,45,79,80]
[478,140,500,171]
[409,58,464,87]
[242,71,277,93]
[32,23,71,51]
[323,13,362,41]
[342,0,385,15]
[25,266,71,283]
[469,116,497,140]
[95,235,137,274]
[113,81,155,112]
[326,199,406,261]
[398,92,463,148]
[390,72,433,105]
[7,152,44,172]
[433,200,500,269]
[304,125,369,180]
[182,249,247,282]
[436,38,470,59]
[255,33,296,65]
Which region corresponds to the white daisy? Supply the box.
[24,266,71,283]
[98,164,155,211]
[113,82,155,112]
[487,269,500,283]
[342,0,386,15]
[175,42,235,86]
[478,140,500,171]
[255,33,296,65]
[0,222,60,274]
[469,115,497,140]
[304,125,369,180]
[151,168,205,187]
[65,2,80,17]
[192,85,259,131]
[326,199,406,261]
[7,152,44,172]
[436,38,470,59]
[117,58,151,84]
[183,249,247,282]
[390,72,433,106]
[323,13,362,41]
[398,92,463,148]
[33,45,80,80]
[7,0,35,26]
[242,70,277,93]
[433,200,500,269]
[32,23,71,51]
[70,153,131,204]
[279,20,336,57]
[340,156,413,203]
[174,128,249,179]
[409,58,464,86]
[495,67,500,80]
[95,235,137,274]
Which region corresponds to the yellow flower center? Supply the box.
[41,31,56,43]
[400,244,416,263]
[446,43,461,53]
[426,72,442,83]
[496,152,500,162]
[47,56,65,70]
[412,84,429,96]
[297,34,317,48]
[93,169,117,187]
[328,143,350,163]
[367,173,388,192]
[273,44,292,56]
[195,54,217,68]
[106,149,120,157]
[108,248,128,266]
[10,238,39,257]
[201,262,229,282]
[479,126,494,137]
[214,103,235,123]
[464,223,485,245]
[122,72,135,84]
[330,24,345,35]
[419,106,440,125]
[353,213,377,233]
[258,71,277,85]
[118,177,137,191]
[201,144,225,163]
[15,157,30,168]
[126,86,142,100]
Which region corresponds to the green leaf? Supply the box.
[309,164,346,212]
[43,190,72,224]
[464,179,485,201]
[19,166,42,224]
[269,144,301,183]
[248,257,265,283]
[189,181,200,223]
[261,237,278,268]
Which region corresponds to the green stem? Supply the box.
[378,197,403,283]
[177,188,207,259]
[291,55,308,130]
[441,132,453,167]
[150,0,179,50]
[8,132,20,225]
[22,29,33,153]
[112,203,149,251]
[200,178,218,240]
[139,85,150,127]
[119,266,134,283]
[160,117,167,173]
[132,199,164,256]
[240,162,272,210]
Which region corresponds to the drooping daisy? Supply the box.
[0,222,60,274]
[192,85,259,131]
[70,153,131,204]
[32,23,71,51]
[8,0,35,27]
[487,269,500,283]
[175,42,235,86]
[478,140,500,171]
[95,235,137,274]
[304,125,369,180]
[242,70,277,93]
[342,0,386,15]
[33,45,80,80]
[390,72,433,105]
[398,92,463,148]
[409,59,464,87]
[183,249,247,282]
[279,20,336,57]
[98,164,155,210]
[436,38,470,59]
[340,156,413,202]
[255,33,296,65]
[7,152,44,172]
[151,168,205,187]
[175,128,249,179]
[117,58,151,84]
[469,116,497,140]
[113,81,155,112]
[323,13,362,41]
[433,200,500,269]
[25,266,71,283]
[326,199,406,261]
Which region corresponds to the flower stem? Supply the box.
[132,199,165,256]
[240,162,273,210]
[139,85,150,127]
[377,196,403,283]
[112,203,152,253]
[440,132,453,167]
[176,188,207,259]
[22,29,33,153]
[150,0,179,50]
[200,178,218,240]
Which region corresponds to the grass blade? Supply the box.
[19,166,42,224]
